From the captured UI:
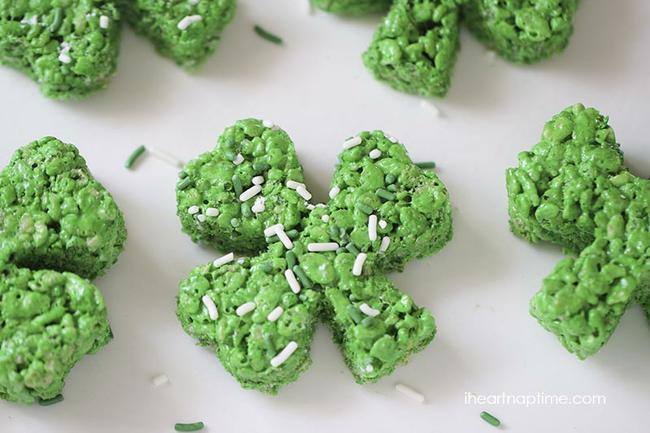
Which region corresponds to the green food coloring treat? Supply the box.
[362,0,462,98]
[506,104,649,359]
[177,120,452,393]
[0,0,122,99]
[116,0,236,70]
[463,0,579,64]
[0,138,126,404]
[312,0,392,16]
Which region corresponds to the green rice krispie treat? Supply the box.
[463,0,579,64]
[0,264,112,404]
[362,0,462,98]
[506,104,649,359]
[0,0,121,99]
[177,120,452,392]
[312,0,392,16]
[0,137,127,280]
[116,0,236,70]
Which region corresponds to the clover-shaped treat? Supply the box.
[318,0,580,97]
[176,119,452,393]
[0,137,126,404]
[312,0,392,16]
[506,104,649,359]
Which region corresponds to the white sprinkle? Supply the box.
[58,43,72,64]
[420,100,440,117]
[343,136,362,149]
[369,149,382,159]
[379,236,391,253]
[188,205,200,215]
[321,214,330,223]
[271,341,298,367]
[295,186,312,201]
[202,295,218,320]
[359,303,380,317]
[237,258,245,264]
[316,203,327,208]
[306,204,316,211]
[205,207,220,217]
[233,153,245,165]
[252,176,264,185]
[239,184,262,202]
[99,15,110,29]
[352,253,367,276]
[307,242,339,252]
[252,196,266,214]
[262,119,274,128]
[177,14,202,30]
[148,146,184,168]
[286,180,306,190]
[188,0,200,5]
[196,214,207,223]
[395,383,425,404]
[378,219,388,229]
[365,364,374,373]
[213,252,234,267]
[385,134,398,143]
[284,269,301,294]
[236,301,256,317]
[151,374,170,388]
[264,223,283,237]
[368,214,378,241]
[21,15,38,25]
[267,306,284,322]
[276,227,294,249]
[329,186,340,199]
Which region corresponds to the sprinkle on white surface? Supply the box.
[286,180,306,190]
[379,219,388,229]
[148,146,184,168]
[213,252,234,267]
[295,186,312,201]
[420,100,440,117]
[343,136,362,149]
[368,214,378,241]
[379,236,391,253]
[196,214,206,223]
[177,14,202,30]
[262,119,274,128]
[276,226,294,249]
[284,269,301,294]
[267,306,284,322]
[264,223,283,237]
[236,301,256,317]
[205,207,220,217]
[99,15,110,29]
[359,303,380,317]
[321,214,330,222]
[252,196,266,214]
[252,175,265,185]
[271,341,298,367]
[239,184,262,202]
[151,374,170,388]
[369,149,382,159]
[385,134,398,143]
[329,186,340,199]
[233,153,245,165]
[395,383,425,404]
[352,253,367,276]
[188,205,200,215]
[307,242,339,252]
[202,295,218,320]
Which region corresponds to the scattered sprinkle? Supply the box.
[125,145,146,169]
[329,186,340,199]
[236,301,256,317]
[379,236,390,253]
[177,177,192,190]
[202,295,218,320]
[252,196,266,214]
[21,15,38,26]
[174,422,205,432]
[262,119,274,128]
[359,303,380,317]
[321,214,330,222]
[264,223,283,237]
[213,252,234,267]
[356,202,373,215]
[205,207,220,217]
[368,214,378,241]
[480,411,501,427]
[177,15,202,31]
[369,149,382,159]
[99,15,110,29]
[378,219,388,230]
[420,100,440,117]
[149,146,184,168]
[233,153,245,165]
[254,25,283,45]
[239,184,262,202]
[307,242,339,252]
[292,265,313,288]
[385,134,398,143]
[284,269,301,294]
[252,175,265,185]
[352,253,367,276]
[188,205,200,215]
[271,341,298,367]
[275,226,294,249]
[376,188,396,201]
[152,374,170,387]
[415,161,436,170]
[306,204,316,211]
[286,180,306,190]
[58,42,71,64]
[343,136,362,149]
[395,383,425,403]
[188,0,200,5]
[267,306,284,322]
[295,186,312,200]
[38,395,64,406]
[196,214,206,223]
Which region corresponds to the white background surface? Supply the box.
[0,0,648,432]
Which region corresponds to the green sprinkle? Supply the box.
[259,262,274,273]
[266,235,279,243]
[286,250,297,268]
[385,173,397,184]
[125,145,146,169]
[328,225,340,239]
[232,175,243,196]
[178,177,193,190]
[223,149,236,161]
[415,161,436,170]
[179,171,188,179]
[253,161,270,172]
[347,305,362,324]
[480,411,501,427]
[336,247,346,254]
[361,316,377,328]
[230,218,240,228]
[356,202,373,214]
[263,333,275,352]
[387,184,398,192]
[292,265,313,289]
[241,202,252,218]
[38,394,64,406]
[49,8,63,33]
[346,243,360,255]
[254,25,283,45]
[174,422,205,432]
[376,189,396,201]
[286,229,299,239]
